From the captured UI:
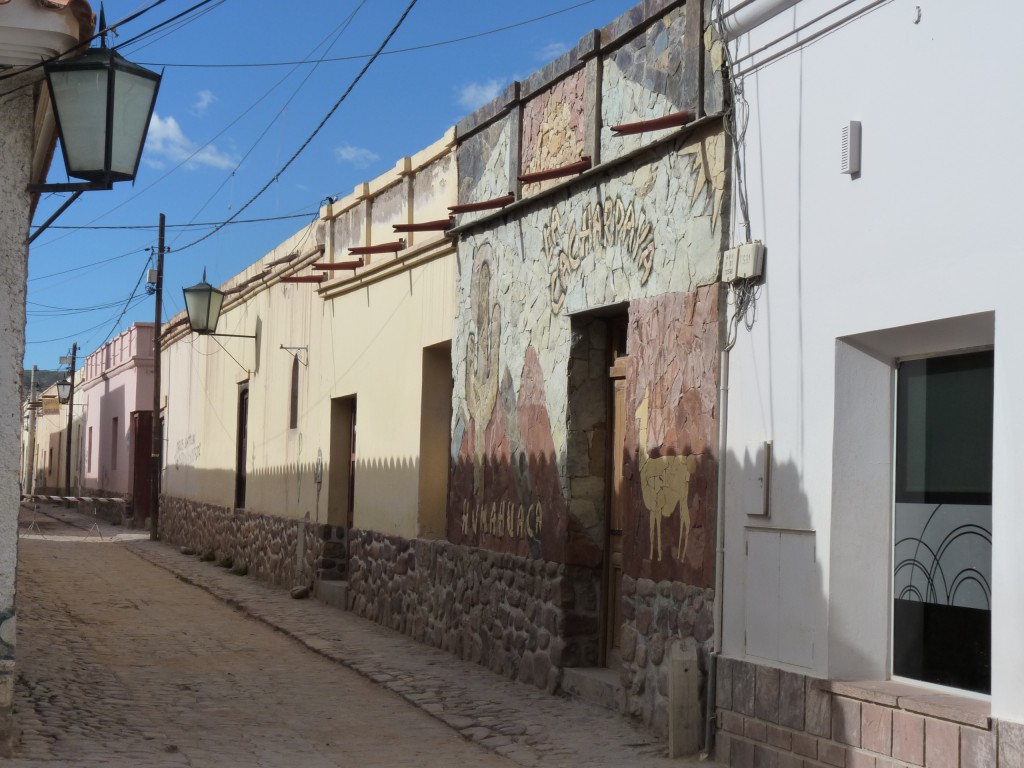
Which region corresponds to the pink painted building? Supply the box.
[79,323,155,526]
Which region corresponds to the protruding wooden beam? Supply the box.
[311,259,364,271]
[393,218,453,233]
[518,157,592,185]
[610,110,695,136]
[449,194,516,214]
[348,239,406,255]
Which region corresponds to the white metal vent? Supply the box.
[841,121,861,175]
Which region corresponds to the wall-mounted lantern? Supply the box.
[182,271,255,340]
[55,378,72,404]
[182,272,226,335]
[28,13,163,243]
[45,46,161,187]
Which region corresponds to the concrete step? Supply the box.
[313,579,349,610]
[561,666,625,713]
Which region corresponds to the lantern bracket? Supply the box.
[26,186,111,245]
[206,332,257,340]
[27,180,113,194]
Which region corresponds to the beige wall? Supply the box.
[161,131,457,539]
[29,379,85,494]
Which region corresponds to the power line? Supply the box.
[0,0,225,86]
[29,5,366,251]
[37,211,318,231]
[25,294,149,345]
[137,1,596,69]
[174,0,421,254]
[0,0,171,85]
[171,1,368,246]
[93,259,155,350]
[28,248,147,282]
[28,297,143,316]
[117,0,227,53]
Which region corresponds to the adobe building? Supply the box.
[78,323,155,525]
[156,0,728,748]
[158,131,457,589]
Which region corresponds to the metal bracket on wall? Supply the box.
[280,345,308,366]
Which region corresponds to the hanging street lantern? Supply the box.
[27,12,163,244]
[44,43,161,187]
[182,272,226,336]
[55,378,71,404]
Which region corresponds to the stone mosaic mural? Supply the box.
[601,5,697,161]
[450,126,724,584]
[521,70,587,196]
[456,118,512,226]
[623,288,718,586]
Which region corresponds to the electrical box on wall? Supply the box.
[721,240,765,283]
[736,242,765,279]
[721,247,738,282]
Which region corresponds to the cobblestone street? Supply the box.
[12,503,718,767]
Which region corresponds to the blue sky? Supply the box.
[25,0,639,371]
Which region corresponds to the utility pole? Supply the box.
[150,213,165,541]
[26,365,37,494]
[64,342,76,497]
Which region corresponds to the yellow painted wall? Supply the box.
[161,131,457,539]
[29,378,84,494]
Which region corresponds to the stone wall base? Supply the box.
[154,501,715,745]
[347,528,714,747]
[159,496,344,589]
[346,529,599,694]
[620,576,715,741]
[714,657,1017,768]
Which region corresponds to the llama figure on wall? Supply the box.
[636,391,698,561]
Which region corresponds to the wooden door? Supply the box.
[605,356,629,667]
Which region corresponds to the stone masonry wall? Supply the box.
[713,657,1018,768]
[1,69,39,758]
[159,495,344,589]
[347,529,599,693]
[621,576,715,739]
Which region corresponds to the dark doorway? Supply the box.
[130,411,153,525]
[328,396,357,528]
[235,385,249,509]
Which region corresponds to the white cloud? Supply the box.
[191,89,218,116]
[456,79,504,111]
[144,113,236,170]
[334,144,380,169]
[537,42,568,61]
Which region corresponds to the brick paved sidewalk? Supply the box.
[122,535,721,768]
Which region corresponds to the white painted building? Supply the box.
[714,0,1024,764]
